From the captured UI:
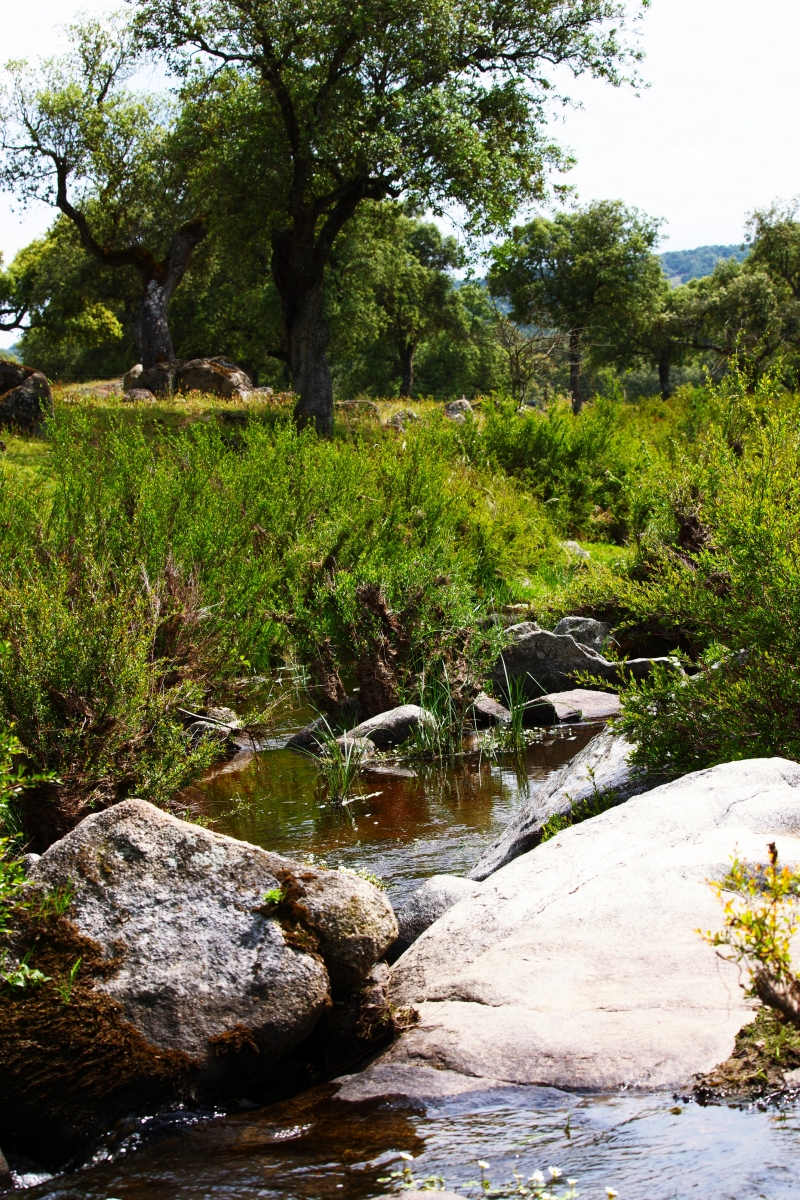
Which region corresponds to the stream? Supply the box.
[13,710,800,1198]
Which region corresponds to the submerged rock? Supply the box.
[468,729,647,879]
[341,704,436,750]
[0,361,53,429]
[363,758,800,1095]
[0,800,396,1162]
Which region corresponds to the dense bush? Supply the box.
[477,395,655,539]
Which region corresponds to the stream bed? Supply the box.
[13,716,800,1198]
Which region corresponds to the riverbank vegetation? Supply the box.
[1,361,800,843]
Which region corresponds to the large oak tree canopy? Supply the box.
[0,19,207,369]
[135,0,648,431]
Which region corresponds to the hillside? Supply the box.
[659,243,748,285]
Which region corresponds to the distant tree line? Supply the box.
[2,9,800,418]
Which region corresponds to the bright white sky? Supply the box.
[1,0,799,344]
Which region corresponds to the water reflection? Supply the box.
[182,727,599,907]
[17,1085,800,1199]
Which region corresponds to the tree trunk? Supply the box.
[133,279,175,368]
[398,342,416,398]
[132,220,208,370]
[569,328,582,415]
[272,225,334,435]
[658,354,672,400]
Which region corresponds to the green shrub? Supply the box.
[598,371,800,772]
[478,394,655,540]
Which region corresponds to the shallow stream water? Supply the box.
[14,710,800,1198]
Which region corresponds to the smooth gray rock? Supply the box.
[0,362,53,429]
[552,616,611,652]
[286,715,332,754]
[395,874,480,952]
[26,799,397,1063]
[525,688,621,726]
[468,729,649,880]
[492,626,679,701]
[470,691,511,728]
[333,735,376,759]
[123,364,143,391]
[342,704,436,750]
[373,758,800,1093]
[123,387,156,403]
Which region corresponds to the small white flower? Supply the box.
[530,1170,545,1183]
[606,1190,618,1199]
[399,1151,414,1161]
[549,1167,562,1179]
[478,1160,490,1171]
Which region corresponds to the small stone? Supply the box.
[552,616,611,652]
[562,539,591,560]
[342,705,436,750]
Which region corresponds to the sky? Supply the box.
[0,0,799,342]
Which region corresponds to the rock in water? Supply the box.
[0,800,397,1162]
[524,687,621,726]
[0,361,53,429]
[470,692,511,728]
[359,758,800,1096]
[341,704,436,750]
[468,729,647,880]
[392,875,480,959]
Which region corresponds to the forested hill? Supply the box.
[659,244,748,285]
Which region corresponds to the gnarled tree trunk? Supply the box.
[658,354,672,400]
[132,220,208,369]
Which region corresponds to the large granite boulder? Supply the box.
[469,729,649,880]
[0,800,397,1161]
[524,687,621,726]
[175,357,252,399]
[0,361,53,429]
[365,758,800,1096]
[492,625,679,701]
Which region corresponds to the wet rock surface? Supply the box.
[468,729,647,879]
[375,757,800,1093]
[0,800,396,1161]
[0,362,53,429]
[470,691,511,727]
